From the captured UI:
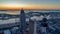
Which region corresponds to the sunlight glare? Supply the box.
[3,3,28,7]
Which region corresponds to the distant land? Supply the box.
[0,9,60,11]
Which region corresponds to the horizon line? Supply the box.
[0,9,60,11]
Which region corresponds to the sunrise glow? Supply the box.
[0,0,60,10]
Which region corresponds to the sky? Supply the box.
[0,0,60,10]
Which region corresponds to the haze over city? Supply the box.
[0,0,60,10]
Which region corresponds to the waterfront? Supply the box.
[0,10,60,34]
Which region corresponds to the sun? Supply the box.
[3,3,28,8]
[5,3,20,7]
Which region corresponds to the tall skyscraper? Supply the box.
[29,19,34,34]
[20,8,26,34]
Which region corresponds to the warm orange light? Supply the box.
[0,4,60,10]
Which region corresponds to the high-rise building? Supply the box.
[29,19,34,34]
[20,8,26,34]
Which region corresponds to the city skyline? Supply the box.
[0,0,60,10]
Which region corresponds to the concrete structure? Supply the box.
[29,19,34,34]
